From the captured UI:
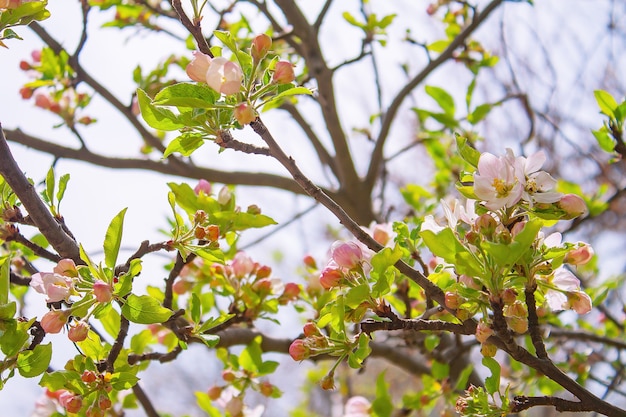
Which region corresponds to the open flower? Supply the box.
[30,272,74,303]
[543,267,592,314]
[186,51,212,83]
[205,57,243,95]
[507,149,561,206]
[473,152,523,210]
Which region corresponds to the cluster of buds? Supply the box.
[318,241,367,289]
[44,370,113,416]
[288,322,332,361]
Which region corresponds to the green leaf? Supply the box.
[0,302,16,321]
[594,90,618,117]
[420,228,483,276]
[56,173,70,209]
[196,392,223,417]
[455,134,480,167]
[0,255,9,305]
[17,343,52,377]
[345,284,371,309]
[342,11,364,28]
[122,294,172,324]
[262,86,313,109]
[104,208,127,269]
[425,85,455,116]
[239,336,263,373]
[163,133,205,157]
[427,39,450,53]
[372,372,393,417]
[211,211,277,230]
[45,166,55,206]
[136,88,185,131]
[213,30,238,54]
[190,293,201,323]
[110,371,140,390]
[431,360,450,379]
[482,356,501,395]
[153,83,219,108]
[467,103,494,124]
[592,129,615,153]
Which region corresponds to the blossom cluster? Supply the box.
[30,258,114,341]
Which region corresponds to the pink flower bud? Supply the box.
[41,310,69,334]
[68,320,89,342]
[289,339,310,361]
[93,280,113,303]
[186,51,212,83]
[207,385,222,400]
[34,93,52,110]
[234,103,257,125]
[558,194,587,219]
[224,396,244,417]
[98,394,112,410]
[330,241,363,269]
[194,179,212,195]
[19,87,33,99]
[31,49,42,62]
[444,291,461,309]
[251,34,272,62]
[59,391,82,413]
[371,223,393,245]
[273,61,295,84]
[565,243,594,265]
[303,322,321,338]
[475,321,493,344]
[53,258,78,277]
[279,282,300,304]
[303,255,317,269]
[319,265,343,289]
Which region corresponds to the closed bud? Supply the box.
[259,380,274,397]
[93,280,113,303]
[194,179,212,195]
[98,394,112,410]
[41,310,69,334]
[319,266,343,289]
[565,243,594,265]
[303,255,317,269]
[206,225,220,241]
[19,87,33,99]
[558,194,587,219]
[475,213,497,237]
[288,339,310,361]
[303,322,321,337]
[222,369,236,382]
[251,34,272,61]
[480,343,497,357]
[68,320,89,342]
[234,103,257,125]
[207,385,222,400]
[444,291,461,309]
[81,370,97,383]
[256,265,271,279]
[272,61,295,84]
[279,282,300,304]
[330,241,363,269]
[320,373,335,390]
[475,321,493,344]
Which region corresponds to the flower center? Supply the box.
[492,178,513,198]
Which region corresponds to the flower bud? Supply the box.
[98,394,112,410]
[330,241,363,269]
[475,321,493,344]
[186,51,212,83]
[272,61,295,84]
[246,204,261,215]
[251,34,272,62]
[225,396,244,417]
[279,282,300,304]
[565,243,594,265]
[93,280,113,303]
[259,380,274,397]
[206,225,220,241]
[59,391,82,413]
[444,291,461,310]
[41,310,69,334]
[232,252,254,278]
[222,369,236,382]
[81,370,97,383]
[320,373,335,390]
[501,288,518,305]
[194,179,212,195]
[288,339,310,361]
[303,322,322,338]
[474,213,497,237]
[19,87,33,99]
[558,194,587,219]
[207,385,222,400]
[34,94,52,110]
[54,259,78,278]
[568,290,592,314]
[68,320,89,342]
[234,103,257,125]
[319,266,343,289]
[480,343,497,357]
[217,186,232,205]
[303,255,317,269]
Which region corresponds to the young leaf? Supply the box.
[482,356,501,395]
[372,372,393,417]
[44,166,55,206]
[163,133,205,158]
[17,343,52,378]
[56,173,70,212]
[104,208,128,269]
[136,88,185,131]
[153,83,219,108]
[121,294,172,324]
[455,134,481,167]
[425,85,455,116]
[0,255,9,305]
[594,90,618,117]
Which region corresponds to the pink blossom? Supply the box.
[232,252,255,278]
[186,51,212,83]
[234,103,257,125]
[544,267,592,314]
[205,57,243,95]
[507,149,561,205]
[330,241,363,269]
[473,152,523,210]
[344,396,371,417]
[30,272,74,303]
[194,179,212,195]
[251,34,272,62]
[31,392,59,417]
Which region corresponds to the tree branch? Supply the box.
[0,126,80,261]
